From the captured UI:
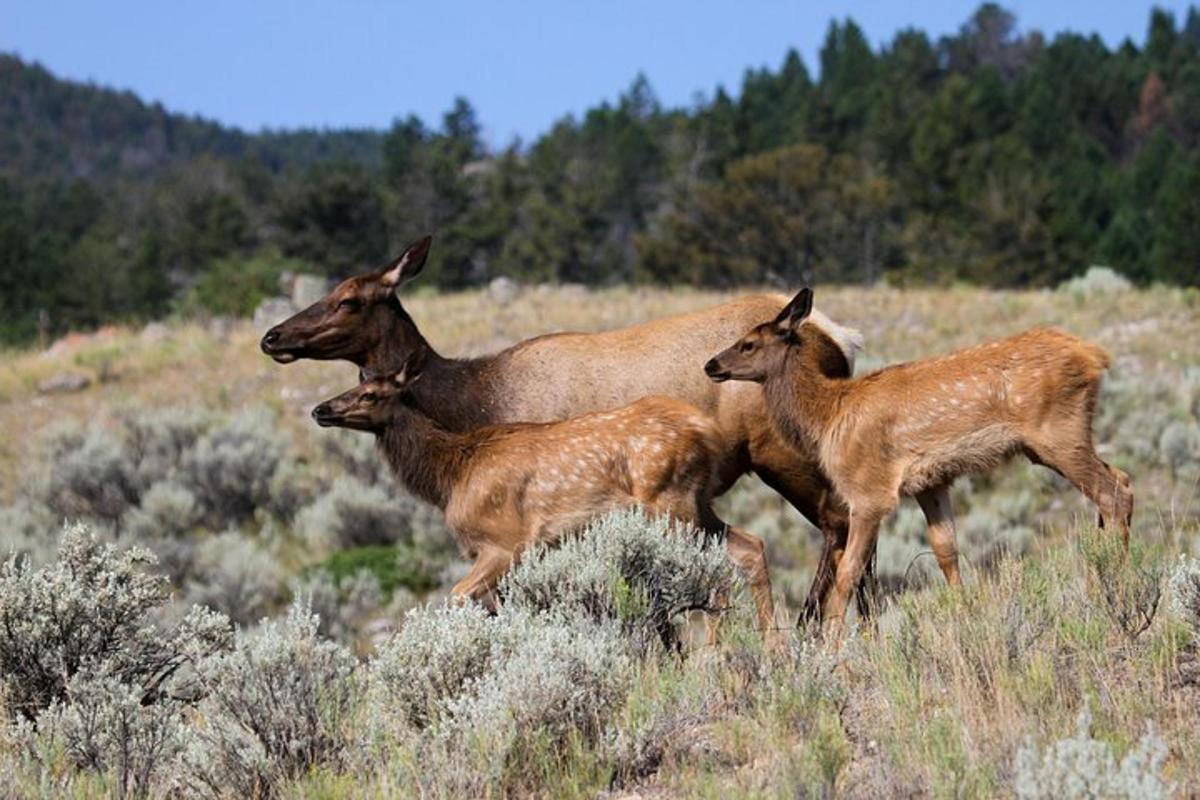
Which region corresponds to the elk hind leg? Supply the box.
[1028,439,1132,549]
[915,485,961,586]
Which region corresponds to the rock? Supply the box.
[38,372,91,395]
[291,274,330,309]
[139,322,170,344]
[253,297,296,330]
[487,276,520,306]
[207,316,235,343]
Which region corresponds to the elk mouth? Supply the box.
[311,403,340,427]
[260,328,304,362]
[704,358,732,382]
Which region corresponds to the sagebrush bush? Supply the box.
[1169,555,1200,633]
[1015,710,1169,799]
[499,509,734,651]
[122,407,213,491]
[1159,420,1200,480]
[372,606,633,797]
[0,500,57,566]
[23,671,186,798]
[175,601,360,798]
[186,531,286,626]
[369,602,498,731]
[293,568,384,642]
[318,429,391,487]
[1057,266,1133,297]
[180,408,292,528]
[441,611,632,769]
[296,476,423,552]
[0,523,231,720]
[44,428,140,528]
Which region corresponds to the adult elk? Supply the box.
[705,288,1133,633]
[262,237,870,622]
[311,363,778,641]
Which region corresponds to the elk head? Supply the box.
[704,288,813,383]
[311,359,424,432]
[260,236,432,365]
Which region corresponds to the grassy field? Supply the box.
[1,280,1199,797]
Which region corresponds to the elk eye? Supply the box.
[739,341,754,353]
[361,392,377,404]
[338,298,362,312]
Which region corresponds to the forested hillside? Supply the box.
[2,4,1198,344]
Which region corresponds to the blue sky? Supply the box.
[1,1,1193,146]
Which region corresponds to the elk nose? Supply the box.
[703,358,719,376]
[260,328,280,352]
[311,403,331,422]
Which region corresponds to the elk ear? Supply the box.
[380,235,433,289]
[393,354,425,388]
[776,287,813,329]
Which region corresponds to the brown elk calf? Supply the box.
[262,236,870,623]
[705,288,1133,632]
[311,361,778,641]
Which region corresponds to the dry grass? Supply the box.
[2,282,1199,797]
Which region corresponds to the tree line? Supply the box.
[1,4,1198,344]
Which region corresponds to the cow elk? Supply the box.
[263,236,871,623]
[705,288,1133,633]
[311,360,779,643]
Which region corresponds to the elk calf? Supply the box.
[705,288,1133,632]
[311,361,778,640]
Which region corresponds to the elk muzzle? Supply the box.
[704,357,732,382]
[311,402,338,426]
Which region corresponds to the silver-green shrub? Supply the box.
[499,508,734,651]
[0,501,58,566]
[296,476,423,553]
[44,428,140,527]
[0,523,232,721]
[369,602,497,731]
[180,408,291,528]
[174,601,360,797]
[293,568,384,642]
[1159,420,1200,481]
[1168,554,1200,633]
[186,531,286,626]
[443,611,631,748]
[1014,710,1169,799]
[23,671,186,798]
[1057,266,1133,297]
[123,407,213,491]
[371,606,634,797]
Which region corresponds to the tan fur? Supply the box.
[313,378,779,641]
[264,250,871,622]
[707,292,1133,636]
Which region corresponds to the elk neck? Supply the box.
[376,400,475,510]
[362,297,499,432]
[764,341,852,454]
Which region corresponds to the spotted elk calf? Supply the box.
[705,288,1133,633]
[311,360,779,642]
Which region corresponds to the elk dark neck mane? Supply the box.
[763,328,853,453]
[376,401,475,509]
[362,296,498,432]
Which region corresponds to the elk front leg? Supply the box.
[450,546,514,612]
[823,506,887,640]
[725,526,780,647]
